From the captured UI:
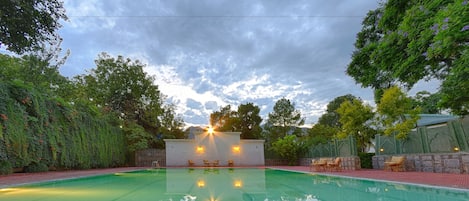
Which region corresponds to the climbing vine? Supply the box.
[0,82,126,172]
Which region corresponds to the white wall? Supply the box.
[239,140,265,166]
[164,131,265,166]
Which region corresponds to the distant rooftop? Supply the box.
[415,114,459,127]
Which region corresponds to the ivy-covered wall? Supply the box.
[0,82,126,171]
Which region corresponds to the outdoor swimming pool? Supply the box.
[1,168,468,201]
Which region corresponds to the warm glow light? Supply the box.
[208,127,214,134]
[197,180,205,188]
[232,146,240,152]
[379,148,384,152]
[454,147,460,152]
[234,180,242,188]
[196,146,204,152]
[0,188,19,192]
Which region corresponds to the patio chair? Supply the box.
[228,159,234,167]
[188,160,195,167]
[203,159,210,167]
[151,160,160,168]
[212,160,219,167]
[384,156,406,172]
[326,157,342,171]
[310,158,328,172]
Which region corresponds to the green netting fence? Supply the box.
[305,135,357,158]
[376,116,469,155]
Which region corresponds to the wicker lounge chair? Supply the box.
[188,160,195,167]
[327,157,342,171]
[310,158,328,172]
[228,159,234,167]
[384,156,405,172]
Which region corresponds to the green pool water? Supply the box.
[1,168,468,201]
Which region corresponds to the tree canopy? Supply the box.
[237,103,263,139]
[317,94,360,127]
[377,86,421,139]
[267,98,305,140]
[411,91,442,114]
[336,98,375,152]
[209,103,263,139]
[0,0,67,54]
[74,53,183,150]
[209,105,238,132]
[348,0,469,112]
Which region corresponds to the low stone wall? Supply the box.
[299,156,361,170]
[135,149,166,167]
[373,153,469,174]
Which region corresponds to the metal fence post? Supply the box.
[450,120,468,151]
[418,127,430,153]
[375,134,381,155]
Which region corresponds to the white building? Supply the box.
[164,130,265,167]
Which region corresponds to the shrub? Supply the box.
[0,160,13,175]
[24,161,49,173]
[359,152,374,169]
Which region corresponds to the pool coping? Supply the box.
[269,166,469,191]
[2,166,469,191]
[269,167,469,193]
[0,167,148,188]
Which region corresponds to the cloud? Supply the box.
[57,0,406,126]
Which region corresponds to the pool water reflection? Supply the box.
[1,168,468,201]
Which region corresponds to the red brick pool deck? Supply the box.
[1,166,469,190]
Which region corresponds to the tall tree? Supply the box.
[347,8,395,102]
[209,105,238,132]
[439,50,469,115]
[159,104,185,139]
[0,54,69,94]
[348,0,469,107]
[75,53,174,150]
[0,0,67,54]
[318,94,360,127]
[307,124,339,145]
[237,102,262,139]
[412,91,442,114]
[377,86,421,139]
[267,98,305,140]
[336,99,375,153]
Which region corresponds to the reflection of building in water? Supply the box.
[165,168,266,200]
[164,131,264,167]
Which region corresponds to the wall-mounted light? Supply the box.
[196,146,204,153]
[379,148,384,152]
[233,180,242,188]
[197,180,205,188]
[232,146,240,153]
[454,147,460,152]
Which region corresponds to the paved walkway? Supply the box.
[274,166,469,190]
[1,166,469,190]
